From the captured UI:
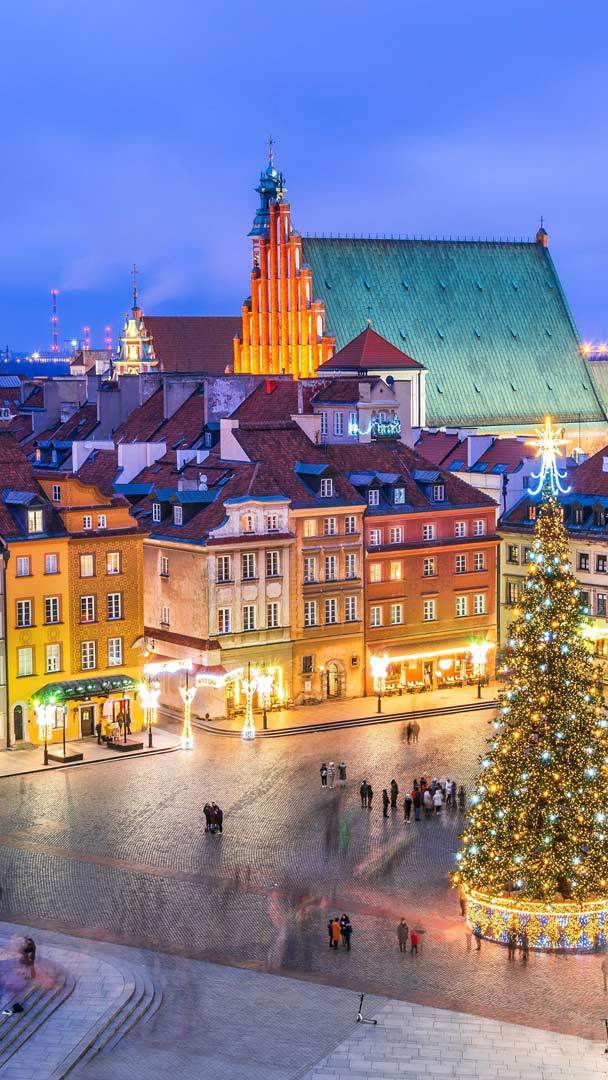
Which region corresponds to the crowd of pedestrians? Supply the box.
[320,762,348,788]
[327,914,353,951]
[404,777,466,821]
[203,802,224,833]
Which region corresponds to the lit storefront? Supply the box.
[30,674,139,746]
[369,640,494,695]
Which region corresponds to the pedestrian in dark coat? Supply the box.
[397,919,409,952]
[412,721,420,743]
[390,779,399,809]
[95,721,102,745]
[320,763,328,787]
[458,785,466,810]
[412,788,421,821]
[327,919,333,947]
[382,789,389,817]
[360,781,368,808]
[340,914,352,951]
[404,793,412,821]
[21,938,36,979]
[215,804,223,833]
[338,762,347,786]
[203,803,211,831]
[406,722,412,744]
[367,785,374,809]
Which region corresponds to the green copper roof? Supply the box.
[301,237,604,427]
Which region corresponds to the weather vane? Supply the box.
[527,415,571,496]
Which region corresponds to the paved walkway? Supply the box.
[0,728,179,778]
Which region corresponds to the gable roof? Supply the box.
[76,449,120,495]
[301,236,604,427]
[317,326,423,372]
[113,389,165,443]
[144,316,240,374]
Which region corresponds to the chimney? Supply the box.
[297,382,304,414]
[536,219,549,248]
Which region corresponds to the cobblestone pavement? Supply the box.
[0,707,606,1044]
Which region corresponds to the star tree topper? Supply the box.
[527,416,571,497]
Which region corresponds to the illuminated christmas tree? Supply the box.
[454,420,608,949]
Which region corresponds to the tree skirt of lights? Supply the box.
[464,888,608,950]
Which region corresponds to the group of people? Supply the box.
[203,802,224,833]
[327,914,353,950]
[382,779,401,816]
[404,721,421,744]
[359,780,374,808]
[396,919,421,955]
[320,762,347,788]
[404,777,466,821]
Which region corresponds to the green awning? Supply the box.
[31,675,138,706]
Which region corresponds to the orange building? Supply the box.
[233,150,335,379]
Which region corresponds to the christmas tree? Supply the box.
[454,492,608,905]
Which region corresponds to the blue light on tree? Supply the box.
[527,416,571,497]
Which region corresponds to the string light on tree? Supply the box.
[527,415,571,497]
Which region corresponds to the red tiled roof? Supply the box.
[145,316,241,374]
[152,388,205,448]
[233,379,317,421]
[414,430,463,466]
[0,433,65,538]
[47,403,99,442]
[113,389,165,443]
[77,449,119,495]
[0,414,33,444]
[311,378,379,404]
[569,444,608,496]
[474,437,529,474]
[317,327,424,372]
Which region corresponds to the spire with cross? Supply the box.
[131,263,139,313]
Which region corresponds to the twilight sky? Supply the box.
[1,0,607,352]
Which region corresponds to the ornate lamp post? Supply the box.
[241,662,257,740]
[34,701,54,766]
[139,678,160,748]
[178,669,197,750]
[469,640,492,700]
[370,654,389,714]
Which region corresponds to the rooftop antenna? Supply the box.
[131,263,139,312]
[82,325,91,352]
[50,289,59,353]
[268,134,274,167]
[104,325,112,354]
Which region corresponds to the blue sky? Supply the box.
[1,0,607,351]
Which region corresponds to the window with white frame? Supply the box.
[242,512,255,533]
[423,598,436,621]
[389,560,402,581]
[18,647,33,676]
[80,595,95,623]
[80,554,94,578]
[345,553,357,579]
[456,595,468,618]
[368,488,380,506]
[474,592,486,614]
[507,544,519,564]
[432,483,445,502]
[97,514,107,529]
[16,556,30,577]
[243,604,256,631]
[82,515,92,530]
[267,601,279,628]
[333,412,344,436]
[473,518,486,536]
[242,552,256,580]
[369,562,382,583]
[474,552,485,571]
[16,600,32,627]
[598,593,608,617]
[27,509,43,534]
[506,580,520,605]
[390,602,403,624]
[217,554,231,582]
[394,487,406,504]
[320,477,334,498]
[348,411,358,434]
[106,551,120,575]
[369,528,382,546]
[46,643,61,673]
[389,526,403,544]
[218,608,231,634]
[52,484,61,502]
[345,595,357,622]
[320,412,328,436]
[423,556,436,577]
[455,521,467,538]
[107,593,122,620]
[303,556,316,583]
[266,550,280,577]
[323,517,337,536]
[266,513,279,532]
[370,605,382,627]
[161,605,170,626]
[344,515,357,534]
[44,596,60,624]
[304,600,317,627]
[325,555,337,581]
[81,640,96,670]
[108,637,123,666]
[152,502,161,523]
[324,598,337,624]
[455,554,467,574]
[422,523,435,541]
[173,505,183,526]
[578,552,589,571]
[303,518,317,537]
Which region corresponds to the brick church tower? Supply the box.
[233,145,335,379]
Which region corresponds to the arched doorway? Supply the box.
[13,705,24,742]
[326,662,341,698]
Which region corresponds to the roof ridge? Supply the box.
[303,234,535,245]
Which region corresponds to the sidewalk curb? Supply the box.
[0,742,181,781]
[189,698,498,738]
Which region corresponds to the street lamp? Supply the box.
[469,640,492,700]
[139,678,160,748]
[178,669,196,750]
[370,654,389,714]
[34,701,54,766]
[241,662,257,740]
[256,667,274,733]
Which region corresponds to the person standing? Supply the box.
[320,763,328,787]
[215,804,223,833]
[328,762,336,789]
[327,918,334,948]
[458,785,466,810]
[397,919,409,953]
[367,785,374,809]
[450,779,457,810]
[412,721,420,743]
[404,792,412,822]
[360,780,368,808]
[21,938,36,979]
[410,930,419,956]
[203,803,211,832]
[412,788,421,822]
[433,788,443,814]
[406,722,412,744]
[338,762,347,787]
[423,789,433,818]
[95,720,102,745]
[458,890,467,917]
[390,779,399,809]
[382,789,389,818]
[340,914,352,951]
[520,930,529,962]
[473,927,482,951]
[507,930,517,960]
[331,918,341,950]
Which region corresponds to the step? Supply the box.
[0,968,76,1070]
[48,969,139,1079]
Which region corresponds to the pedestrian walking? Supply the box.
[21,938,36,980]
[473,927,482,951]
[340,914,352,951]
[95,720,102,745]
[367,785,374,809]
[390,779,399,809]
[397,919,409,953]
[406,722,412,744]
[433,788,443,814]
[507,929,517,960]
[412,788,421,821]
[520,930,529,962]
[458,890,466,917]
[382,789,389,818]
[338,762,347,786]
[203,803,211,832]
[450,779,457,810]
[404,793,412,821]
[458,785,466,810]
[327,918,334,947]
[215,804,223,833]
[320,763,328,787]
[330,918,341,949]
[412,721,420,743]
[423,789,433,818]
[360,780,368,808]
[410,930,419,956]
[445,778,452,807]
[328,762,336,788]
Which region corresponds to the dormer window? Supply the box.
[27,508,43,534]
[572,507,583,525]
[0,408,11,420]
[394,487,406,504]
[320,412,328,437]
[333,412,344,437]
[320,478,334,498]
[432,484,445,502]
[527,505,537,521]
[173,505,183,526]
[152,502,161,523]
[52,484,61,502]
[243,512,255,533]
[368,488,380,507]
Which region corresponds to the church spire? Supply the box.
[131,263,140,314]
[248,140,287,238]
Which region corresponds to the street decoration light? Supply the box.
[469,639,493,699]
[178,670,197,750]
[241,662,257,740]
[526,415,570,497]
[34,701,55,766]
[370,653,389,713]
[138,679,160,748]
